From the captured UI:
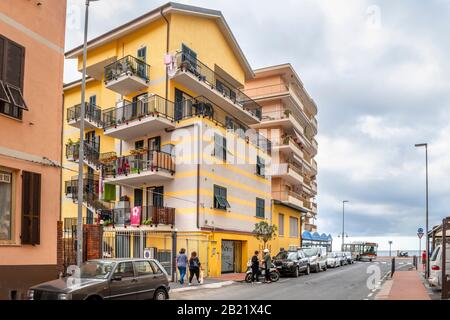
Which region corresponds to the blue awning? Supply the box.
[302,231,313,240]
[327,234,333,241]
[312,232,321,241]
[320,233,328,240]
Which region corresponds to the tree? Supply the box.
[253,221,277,249]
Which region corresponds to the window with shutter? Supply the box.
[214,185,230,210]
[256,198,265,218]
[21,171,41,245]
[214,133,227,161]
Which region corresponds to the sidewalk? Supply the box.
[376,270,431,300]
[170,273,245,293]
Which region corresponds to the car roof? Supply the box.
[88,258,157,263]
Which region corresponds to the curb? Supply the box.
[170,280,235,293]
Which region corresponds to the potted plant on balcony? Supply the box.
[142,219,153,227]
[102,219,113,227]
[283,109,291,118]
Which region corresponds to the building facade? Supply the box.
[62,3,274,277]
[244,64,319,250]
[0,0,66,299]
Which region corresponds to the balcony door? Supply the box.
[174,88,192,121]
[147,136,161,168]
[146,186,164,222]
[132,93,148,119]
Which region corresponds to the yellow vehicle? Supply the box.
[342,242,378,262]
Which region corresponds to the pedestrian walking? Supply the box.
[176,248,188,285]
[421,250,427,271]
[251,250,260,283]
[263,248,272,283]
[188,251,201,286]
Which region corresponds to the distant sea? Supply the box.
[377,250,421,257]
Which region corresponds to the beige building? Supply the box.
[0,0,66,299]
[245,64,318,233]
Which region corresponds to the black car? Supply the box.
[273,250,310,277]
[28,259,170,300]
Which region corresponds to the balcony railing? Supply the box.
[67,103,102,127]
[176,96,271,155]
[100,206,175,227]
[104,55,150,84]
[65,141,100,168]
[102,94,174,129]
[244,83,289,99]
[65,174,99,196]
[174,51,262,120]
[102,150,175,179]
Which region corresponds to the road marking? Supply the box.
[368,293,374,298]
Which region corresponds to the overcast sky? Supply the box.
[64,0,450,249]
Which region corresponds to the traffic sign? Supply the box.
[417,232,424,239]
[418,227,424,233]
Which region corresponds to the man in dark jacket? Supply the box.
[251,251,260,283]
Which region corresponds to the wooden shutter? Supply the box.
[21,171,41,245]
[5,40,25,89]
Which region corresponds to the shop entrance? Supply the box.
[221,240,243,274]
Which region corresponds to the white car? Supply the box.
[301,247,328,272]
[335,252,346,266]
[327,252,341,268]
[428,245,450,289]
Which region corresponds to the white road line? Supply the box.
[368,293,374,298]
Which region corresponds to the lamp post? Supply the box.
[415,143,429,278]
[389,240,393,257]
[341,200,349,250]
[77,0,99,268]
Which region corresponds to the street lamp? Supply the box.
[415,143,429,278]
[77,0,100,267]
[389,241,393,257]
[341,200,349,250]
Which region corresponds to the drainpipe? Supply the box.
[161,8,170,102]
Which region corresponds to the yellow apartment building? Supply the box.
[62,2,277,277]
[245,64,319,250]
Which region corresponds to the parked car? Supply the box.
[301,247,328,272]
[273,250,310,277]
[428,245,450,289]
[327,252,341,268]
[28,259,170,300]
[343,251,354,264]
[335,252,347,266]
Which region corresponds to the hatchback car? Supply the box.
[343,251,354,264]
[327,252,341,268]
[428,245,450,289]
[273,250,310,277]
[28,259,170,300]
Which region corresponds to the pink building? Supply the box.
[0,0,66,299]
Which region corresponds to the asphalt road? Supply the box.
[171,258,414,300]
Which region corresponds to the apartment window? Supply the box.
[0,35,28,120]
[181,44,197,70]
[278,214,285,237]
[21,171,41,245]
[0,171,12,241]
[214,133,227,161]
[214,185,230,211]
[256,156,265,177]
[137,47,147,79]
[256,198,265,218]
[289,216,299,238]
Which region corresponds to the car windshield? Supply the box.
[79,261,115,279]
[275,251,297,260]
[303,248,318,257]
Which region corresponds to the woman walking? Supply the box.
[188,251,201,286]
[176,248,188,285]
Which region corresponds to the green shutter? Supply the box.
[103,183,116,201]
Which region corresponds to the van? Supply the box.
[300,247,328,272]
[428,245,450,289]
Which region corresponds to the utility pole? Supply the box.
[341,200,349,250]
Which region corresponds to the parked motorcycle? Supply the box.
[244,262,280,283]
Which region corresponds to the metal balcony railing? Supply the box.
[174,51,262,120]
[65,141,100,167]
[102,94,174,128]
[99,205,175,226]
[175,96,271,155]
[101,150,176,178]
[67,103,102,126]
[104,55,150,84]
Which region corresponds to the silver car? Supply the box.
[327,252,341,268]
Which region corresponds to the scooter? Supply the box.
[245,262,280,283]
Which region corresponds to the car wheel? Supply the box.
[270,271,280,282]
[323,264,327,271]
[154,288,168,300]
[305,265,310,275]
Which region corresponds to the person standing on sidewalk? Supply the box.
[251,250,260,283]
[421,250,427,271]
[176,248,188,285]
[263,248,272,283]
[188,251,201,286]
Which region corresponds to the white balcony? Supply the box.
[273,137,304,161]
[271,163,303,185]
[104,56,150,96]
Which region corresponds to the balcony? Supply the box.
[102,151,175,187]
[271,163,303,185]
[304,223,317,232]
[176,96,271,155]
[65,141,101,170]
[67,103,102,129]
[272,190,308,211]
[244,83,290,101]
[100,205,175,228]
[170,51,261,124]
[102,95,175,141]
[104,55,150,96]
[252,109,304,133]
[273,136,304,161]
